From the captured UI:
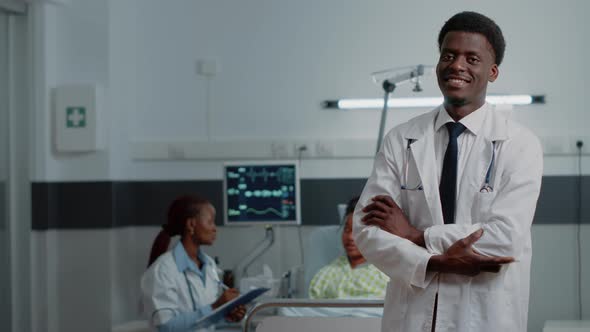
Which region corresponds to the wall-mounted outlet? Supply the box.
[271,142,289,159]
[540,136,570,155]
[293,143,311,159]
[570,137,590,155]
[196,59,219,77]
[315,141,334,157]
[540,136,590,155]
[167,143,186,159]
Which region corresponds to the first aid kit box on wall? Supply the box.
[53,84,106,152]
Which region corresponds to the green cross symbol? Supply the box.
[66,107,86,128]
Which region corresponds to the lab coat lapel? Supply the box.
[405,109,444,226]
[455,133,492,224]
[455,106,509,224]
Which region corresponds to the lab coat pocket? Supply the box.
[383,281,408,321]
[401,189,430,229]
[471,192,496,223]
[469,289,514,330]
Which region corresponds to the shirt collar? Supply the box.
[173,242,208,275]
[435,102,489,136]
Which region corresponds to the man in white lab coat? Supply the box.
[353,11,543,332]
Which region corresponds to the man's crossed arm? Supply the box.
[362,195,514,276]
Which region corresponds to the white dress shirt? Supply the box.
[434,103,489,191]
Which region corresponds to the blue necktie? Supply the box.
[439,122,466,224]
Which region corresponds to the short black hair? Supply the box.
[438,11,506,66]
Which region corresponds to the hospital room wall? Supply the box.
[27,1,590,332]
[30,0,590,183]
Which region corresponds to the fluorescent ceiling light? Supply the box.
[323,94,544,110]
[485,95,533,105]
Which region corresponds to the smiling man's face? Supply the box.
[436,31,498,111]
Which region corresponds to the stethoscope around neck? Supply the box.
[401,139,497,193]
[479,140,497,193]
[401,139,423,190]
[184,272,198,311]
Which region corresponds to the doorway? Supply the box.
[0,9,12,330]
[0,2,30,331]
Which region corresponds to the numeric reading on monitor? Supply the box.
[225,164,298,224]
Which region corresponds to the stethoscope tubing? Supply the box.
[402,139,496,193]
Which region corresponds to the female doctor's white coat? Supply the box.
[353,105,543,332]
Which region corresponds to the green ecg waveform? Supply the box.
[246,207,287,218]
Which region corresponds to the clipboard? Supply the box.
[194,287,269,329]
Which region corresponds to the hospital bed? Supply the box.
[237,223,385,332]
[242,299,384,332]
[301,224,343,296]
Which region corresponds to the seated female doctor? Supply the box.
[141,195,246,332]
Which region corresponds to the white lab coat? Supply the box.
[353,105,543,332]
[141,244,221,332]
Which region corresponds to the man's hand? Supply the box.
[225,304,246,322]
[362,195,425,247]
[428,229,514,276]
[212,288,240,309]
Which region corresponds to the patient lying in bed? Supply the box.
[309,197,388,299]
[281,197,388,318]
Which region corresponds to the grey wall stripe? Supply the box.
[31,176,589,230]
[300,179,367,226]
[0,182,5,230]
[113,181,222,228]
[32,182,114,230]
[534,176,588,224]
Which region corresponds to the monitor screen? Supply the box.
[223,161,301,225]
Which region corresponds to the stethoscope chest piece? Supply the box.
[479,141,497,193]
[479,185,493,193]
